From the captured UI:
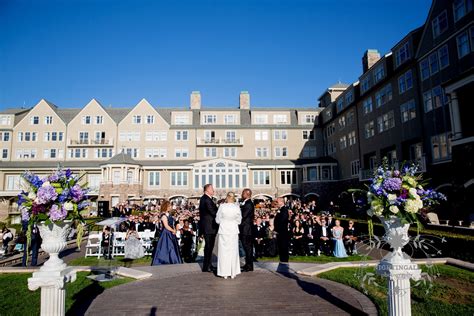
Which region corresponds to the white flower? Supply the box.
[28,192,36,199]
[64,202,74,211]
[367,192,373,202]
[389,205,399,214]
[387,194,397,201]
[371,204,384,216]
[42,181,51,187]
[409,188,418,198]
[405,199,422,213]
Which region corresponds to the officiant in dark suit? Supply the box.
[240,188,255,272]
[274,197,290,263]
[199,184,218,273]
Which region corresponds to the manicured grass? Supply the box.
[0,272,133,316]
[259,254,366,263]
[69,256,152,267]
[318,264,474,316]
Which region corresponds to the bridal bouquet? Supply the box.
[351,157,446,226]
[17,167,89,247]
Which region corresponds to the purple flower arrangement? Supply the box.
[18,167,89,224]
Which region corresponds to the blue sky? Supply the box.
[0,0,432,110]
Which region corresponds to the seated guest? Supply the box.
[253,217,266,259]
[2,228,13,256]
[331,220,348,258]
[292,220,305,256]
[315,218,332,256]
[344,220,357,255]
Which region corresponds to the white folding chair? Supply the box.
[112,232,126,257]
[85,233,102,258]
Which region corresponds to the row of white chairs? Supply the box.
[85,230,156,258]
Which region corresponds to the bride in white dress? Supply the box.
[215,192,242,279]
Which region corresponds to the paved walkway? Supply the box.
[85,262,377,316]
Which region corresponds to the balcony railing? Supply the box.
[359,155,427,181]
[196,137,244,146]
[68,138,114,147]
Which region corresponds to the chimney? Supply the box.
[190,91,201,109]
[239,91,250,109]
[362,49,380,73]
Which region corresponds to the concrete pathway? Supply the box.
[85,262,377,316]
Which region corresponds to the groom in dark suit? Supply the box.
[240,188,255,272]
[274,197,290,263]
[199,184,218,272]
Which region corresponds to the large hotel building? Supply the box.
[1,0,473,221]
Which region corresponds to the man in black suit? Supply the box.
[315,218,332,256]
[274,197,290,263]
[252,217,266,259]
[199,184,218,272]
[240,188,255,272]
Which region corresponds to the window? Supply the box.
[44,116,53,125]
[145,148,167,158]
[175,148,189,158]
[6,175,21,190]
[145,131,167,141]
[305,167,317,181]
[302,146,317,157]
[255,130,269,141]
[339,136,347,150]
[149,172,160,187]
[377,111,395,133]
[0,115,11,125]
[273,114,288,124]
[364,121,375,139]
[95,148,113,158]
[360,76,371,94]
[119,131,140,141]
[2,149,8,159]
[280,170,297,185]
[253,171,270,186]
[457,31,470,58]
[302,130,315,140]
[44,132,64,142]
[351,160,361,177]
[274,147,288,157]
[124,148,139,158]
[432,11,448,38]
[225,131,236,141]
[31,116,39,125]
[82,116,91,125]
[171,171,188,186]
[79,131,89,144]
[398,70,413,94]
[204,147,217,158]
[0,132,10,141]
[362,97,373,114]
[304,114,316,123]
[453,0,473,21]
[438,45,450,69]
[347,111,355,125]
[420,58,430,81]
[255,114,268,124]
[431,133,452,161]
[327,142,337,155]
[174,114,190,125]
[273,130,288,140]
[395,42,410,67]
[256,147,269,158]
[146,115,155,124]
[16,149,37,159]
[375,84,393,107]
[95,116,103,124]
[336,98,344,112]
[400,100,417,123]
[430,52,440,74]
[348,131,356,146]
[423,86,446,112]
[224,114,237,124]
[43,148,63,159]
[345,90,354,105]
[223,147,237,158]
[373,64,385,83]
[18,132,37,142]
[203,114,216,124]
[175,131,189,141]
[69,148,88,158]
[338,116,346,130]
[133,115,142,124]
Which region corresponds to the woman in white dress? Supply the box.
[215,192,242,279]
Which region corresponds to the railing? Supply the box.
[359,155,427,181]
[68,138,114,146]
[196,137,244,146]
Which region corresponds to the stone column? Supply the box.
[449,91,462,140]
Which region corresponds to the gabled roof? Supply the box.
[329,82,350,90]
[101,152,141,166]
[56,109,82,124]
[104,108,132,124]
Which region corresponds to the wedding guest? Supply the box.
[274,197,290,263]
[2,228,13,256]
[124,226,145,260]
[331,220,348,258]
[292,220,305,256]
[316,218,331,256]
[181,219,195,263]
[151,201,182,265]
[264,215,278,257]
[101,226,113,259]
[344,221,357,255]
[252,217,266,259]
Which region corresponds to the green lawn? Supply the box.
[69,256,152,267]
[259,254,366,263]
[318,264,474,316]
[0,272,133,316]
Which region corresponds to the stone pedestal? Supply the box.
[377,261,421,316]
[28,267,76,316]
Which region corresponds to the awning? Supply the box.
[96,217,127,226]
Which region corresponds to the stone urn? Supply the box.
[37,220,72,272]
[378,216,411,266]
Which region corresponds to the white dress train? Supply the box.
[215,202,242,278]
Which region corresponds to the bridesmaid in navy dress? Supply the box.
[151,201,183,265]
